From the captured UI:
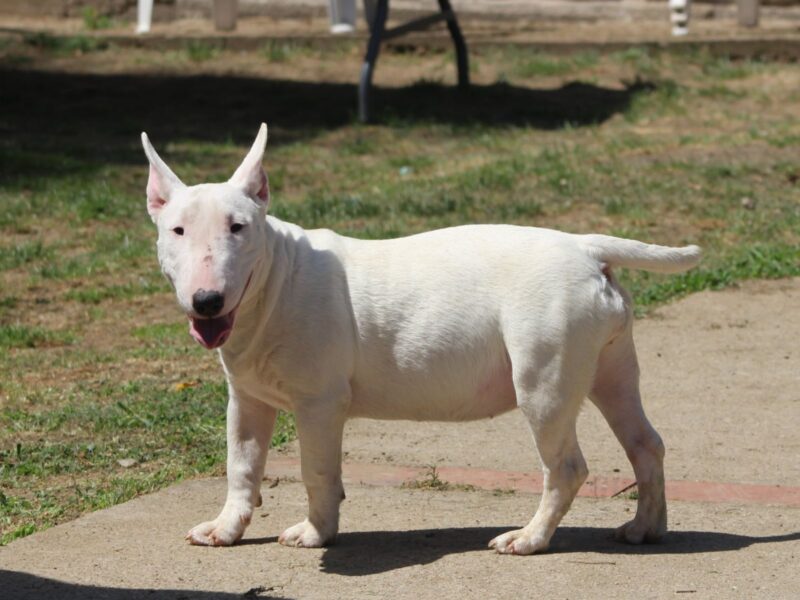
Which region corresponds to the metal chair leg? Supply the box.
[437,0,469,88]
[358,0,389,123]
[358,0,469,121]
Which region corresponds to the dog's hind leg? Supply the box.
[489,340,593,555]
[589,325,667,544]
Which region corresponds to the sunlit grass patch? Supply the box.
[65,281,167,304]
[624,79,683,122]
[511,50,599,78]
[0,241,54,271]
[0,324,75,349]
[185,40,221,62]
[0,378,297,544]
[81,7,113,31]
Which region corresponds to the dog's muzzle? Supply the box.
[188,274,252,350]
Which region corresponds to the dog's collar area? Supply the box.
[188,272,253,349]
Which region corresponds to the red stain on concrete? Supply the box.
[266,456,800,507]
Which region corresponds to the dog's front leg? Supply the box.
[187,389,276,546]
[278,391,348,548]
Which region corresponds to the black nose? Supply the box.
[192,289,225,317]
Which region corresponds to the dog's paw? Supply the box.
[186,512,250,547]
[278,519,333,548]
[488,528,548,555]
[614,519,665,545]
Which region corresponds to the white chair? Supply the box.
[669,0,690,36]
[329,0,357,34]
[137,0,153,34]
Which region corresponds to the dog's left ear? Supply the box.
[141,132,185,223]
[229,123,270,209]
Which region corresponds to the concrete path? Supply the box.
[1,278,799,598]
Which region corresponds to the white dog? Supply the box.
[142,124,700,555]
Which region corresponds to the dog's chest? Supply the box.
[222,352,295,412]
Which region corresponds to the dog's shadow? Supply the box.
[298,526,800,576]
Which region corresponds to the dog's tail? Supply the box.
[578,234,702,274]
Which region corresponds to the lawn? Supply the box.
[0,32,798,545]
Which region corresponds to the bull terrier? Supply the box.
[141,123,700,554]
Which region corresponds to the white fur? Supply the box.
[142,125,701,554]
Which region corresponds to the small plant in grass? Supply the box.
[403,466,477,492]
[186,41,220,62]
[262,40,310,63]
[82,7,112,31]
[404,466,451,490]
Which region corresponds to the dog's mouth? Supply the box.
[189,312,235,349]
[188,273,252,350]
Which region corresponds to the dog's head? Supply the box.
[141,124,270,350]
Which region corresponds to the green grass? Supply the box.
[261,40,315,63]
[22,32,108,55]
[0,325,74,349]
[1,41,798,546]
[185,41,221,62]
[65,281,167,304]
[0,379,296,545]
[0,241,53,270]
[81,7,113,31]
[512,50,598,78]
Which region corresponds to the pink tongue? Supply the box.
[189,313,235,349]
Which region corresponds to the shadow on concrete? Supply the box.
[0,67,650,180]
[0,569,292,600]
[320,526,800,576]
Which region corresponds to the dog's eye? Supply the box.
[230,223,245,234]
[172,227,184,236]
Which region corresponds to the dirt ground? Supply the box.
[1,278,798,599]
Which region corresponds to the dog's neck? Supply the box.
[218,215,304,360]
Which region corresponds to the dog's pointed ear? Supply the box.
[141,132,185,222]
[229,123,269,208]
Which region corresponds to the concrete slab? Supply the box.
[1,479,798,599]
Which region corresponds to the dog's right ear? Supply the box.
[141,132,185,223]
[229,123,269,209]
